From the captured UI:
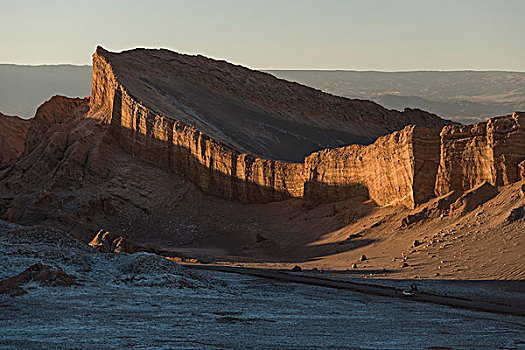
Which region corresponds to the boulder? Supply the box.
[89,230,139,254]
[291,265,302,272]
[412,240,423,248]
[449,182,498,216]
[506,206,525,223]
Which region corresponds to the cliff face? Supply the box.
[0,113,30,163]
[89,47,450,208]
[90,63,305,202]
[435,112,525,195]
[87,47,525,209]
[304,126,441,208]
[90,47,452,162]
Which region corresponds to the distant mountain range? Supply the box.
[1,64,523,123]
[0,64,92,118]
[267,70,525,124]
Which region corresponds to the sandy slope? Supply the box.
[194,181,525,281]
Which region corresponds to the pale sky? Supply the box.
[1,0,524,71]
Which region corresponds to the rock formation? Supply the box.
[0,113,30,163]
[89,229,139,253]
[0,96,103,193]
[0,263,80,296]
[448,181,499,217]
[436,112,525,195]
[87,47,455,207]
[0,47,524,248]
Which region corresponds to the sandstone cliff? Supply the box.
[87,47,525,208]
[88,47,456,207]
[3,47,523,216]
[90,47,452,162]
[435,112,525,195]
[304,126,441,207]
[0,113,30,163]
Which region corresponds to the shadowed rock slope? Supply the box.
[0,113,30,163]
[89,47,459,207]
[91,47,452,162]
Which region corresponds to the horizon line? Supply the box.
[1,63,525,74]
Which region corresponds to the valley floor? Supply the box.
[1,219,524,349]
[1,271,524,350]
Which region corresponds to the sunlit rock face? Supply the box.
[303,125,442,208]
[436,112,525,196]
[4,47,523,214]
[88,47,456,207]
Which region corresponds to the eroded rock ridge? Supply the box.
[2,47,524,212]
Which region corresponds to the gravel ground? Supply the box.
[1,271,524,350]
[1,221,524,349]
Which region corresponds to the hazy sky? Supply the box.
[1,0,524,71]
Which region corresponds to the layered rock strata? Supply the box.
[87,47,525,208]
[303,126,441,207]
[435,112,525,195]
[89,47,451,162]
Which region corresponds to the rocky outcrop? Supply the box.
[436,112,525,195]
[0,263,80,296]
[401,190,462,227]
[0,113,30,163]
[506,205,525,223]
[89,230,139,254]
[88,47,453,207]
[0,96,109,193]
[304,126,441,207]
[448,181,499,216]
[23,95,89,153]
[0,95,118,234]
